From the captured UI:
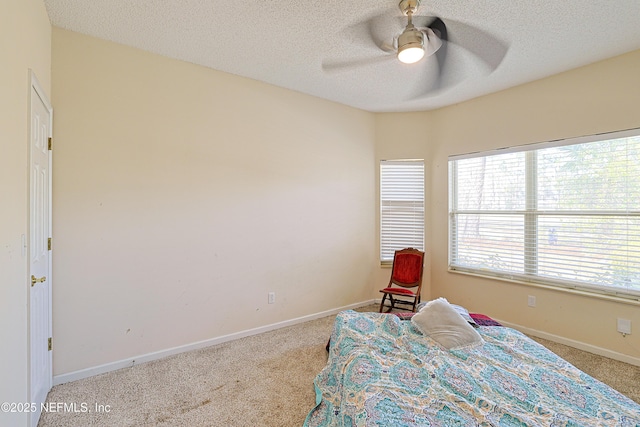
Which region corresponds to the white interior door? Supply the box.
[29,72,52,427]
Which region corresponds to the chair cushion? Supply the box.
[411,297,484,350]
[380,287,416,296]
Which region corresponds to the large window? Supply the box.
[380,160,424,264]
[449,129,640,300]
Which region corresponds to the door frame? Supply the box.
[28,69,53,427]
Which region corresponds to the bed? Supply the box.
[304,305,640,426]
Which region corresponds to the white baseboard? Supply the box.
[53,299,376,386]
[497,319,640,367]
[55,304,639,386]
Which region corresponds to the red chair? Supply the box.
[379,248,425,313]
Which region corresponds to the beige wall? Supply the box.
[0,0,51,424]
[373,112,432,295]
[51,28,376,375]
[424,50,640,361]
[31,16,640,386]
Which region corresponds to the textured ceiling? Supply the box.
[44,0,640,113]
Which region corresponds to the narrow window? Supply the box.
[380,160,425,264]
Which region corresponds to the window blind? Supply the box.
[449,129,640,300]
[380,160,424,263]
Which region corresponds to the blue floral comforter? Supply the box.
[304,311,640,426]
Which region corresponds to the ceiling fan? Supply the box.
[395,0,443,64]
[323,0,508,95]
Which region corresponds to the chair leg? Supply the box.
[381,294,421,313]
[380,294,396,313]
[379,294,388,313]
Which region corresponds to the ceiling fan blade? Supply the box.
[408,55,462,100]
[428,17,448,42]
[411,16,509,98]
[440,18,509,71]
[379,40,396,53]
[422,27,443,57]
[413,16,440,35]
[338,14,401,54]
[366,15,401,53]
[321,13,398,74]
[322,54,395,73]
[426,17,450,93]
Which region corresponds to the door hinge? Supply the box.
[48,337,52,351]
[48,237,52,251]
[48,137,52,151]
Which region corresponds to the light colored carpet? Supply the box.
[529,336,640,404]
[39,305,640,426]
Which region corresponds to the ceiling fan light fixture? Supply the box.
[397,27,425,64]
[398,45,424,64]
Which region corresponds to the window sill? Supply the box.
[448,268,640,307]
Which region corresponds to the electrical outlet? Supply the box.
[527,295,536,307]
[268,292,276,304]
[617,318,631,335]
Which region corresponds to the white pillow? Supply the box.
[411,298,484,350]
